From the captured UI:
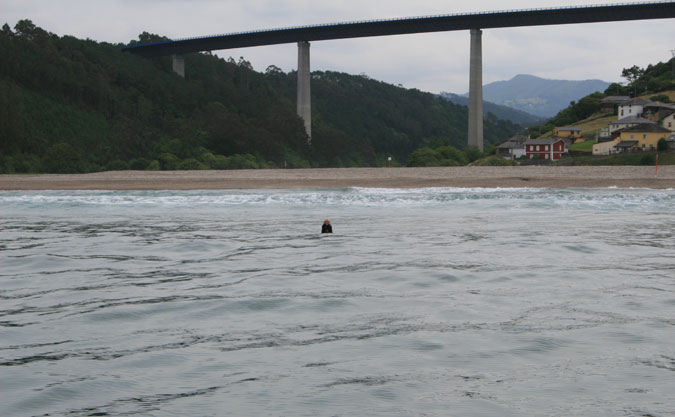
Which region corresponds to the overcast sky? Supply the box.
[2,0,673,93]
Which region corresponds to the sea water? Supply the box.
[1,187,674,417]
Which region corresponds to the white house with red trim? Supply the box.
[524,137,566,160]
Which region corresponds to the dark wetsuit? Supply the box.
[321,224,333,233]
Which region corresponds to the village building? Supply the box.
[667,133,675,149]
[558,136,574,150]
[495,134,528,160]
[553,126,582,141]
[600,96,631,113]
[615,123,671,152]
[593,138,621,155]
[617,97,651,119]
[642,102,675,123]
[614,140,640,153]
[660,112,675,132]
[524,137,566,160]
[608,116,655,135]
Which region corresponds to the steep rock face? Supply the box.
[478,74,610,118]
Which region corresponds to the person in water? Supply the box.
[321,219,333,234]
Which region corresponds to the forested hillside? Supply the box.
[0,20,521,173]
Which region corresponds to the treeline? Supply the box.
[0,20,521,173]
[527,59,675,137]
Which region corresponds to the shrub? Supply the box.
[657,138,669,152]
[472,156,517,166]
[208,154,229,170]
[129,158,150,170]
[640,154,656,165]
[464,146,484,163]
[437,145,468,165]
[407,147,441,167]
[177,158,207,170]
[43,142,84,173]
[158,153,180,170]
[650,94,671,103]
[2,154,42,173]
[225,154,259,169]
[104,160,129,171]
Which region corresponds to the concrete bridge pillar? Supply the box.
[172,54,185,78]
[297,41,312,144]
[468,29,484,151]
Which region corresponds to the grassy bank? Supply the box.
[553,150,674,166]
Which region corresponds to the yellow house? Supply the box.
[553,126,582,139]
[617,123,671,151]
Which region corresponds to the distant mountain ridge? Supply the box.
[438,92,542,127]
[468,74,611,118]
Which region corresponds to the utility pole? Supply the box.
[671,50,675,78]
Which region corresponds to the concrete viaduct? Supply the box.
[123,2,675,150]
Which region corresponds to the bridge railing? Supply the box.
[122,1,672,49]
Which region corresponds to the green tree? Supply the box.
[437,145,468,165]
[14,19,44,40]
[657,138,669,151]
[0,79,24,154]
[650,94,671,103]
[177,158,207,170]
[1,23,13,37]
[407,147,441,167]
[464,146,483,163]
[621,65,645,97]
[44,143,84,173]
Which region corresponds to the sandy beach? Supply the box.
[1,166,674,190]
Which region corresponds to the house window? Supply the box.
[545,145,549,151]
[643,134,647,139]
[669,122,672,128]
[545,154,549,159]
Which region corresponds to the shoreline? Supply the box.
[1,166,674,190]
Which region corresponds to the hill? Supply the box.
[477,74,611,118]
[526,59,675,139]
[438,92,542,127]
[0,20,522,174]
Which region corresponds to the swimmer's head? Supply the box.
[323,219,330,225]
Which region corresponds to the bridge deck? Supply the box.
[122,2,675,57]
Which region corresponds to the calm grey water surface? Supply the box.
[1,187,674,417]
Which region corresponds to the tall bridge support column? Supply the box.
[172,54,185,78]
[468,29,484,152]
[297,41,312,144]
